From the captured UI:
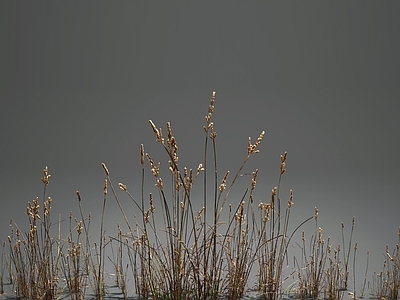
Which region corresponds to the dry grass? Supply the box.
[6,167,59,300]
[370,228,400,300]
[293,214,357,300]
[100,92,313,299]
[1,91,399,300]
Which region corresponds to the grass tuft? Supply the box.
[1,91,398,300]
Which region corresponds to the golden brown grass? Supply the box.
[370,229,400,300]
[293,213,357,300]
[1,91,399,300]
[96,92,314,299]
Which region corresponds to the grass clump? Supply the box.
[6,167,59,300]
[1,91,399,300]
[371,228,400,300]
[100,91,313,299]
[5,167,108,300]
[293,214,357,300]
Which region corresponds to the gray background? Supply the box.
[1,1,399,294]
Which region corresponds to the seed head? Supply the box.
[146,153,160,178]
[251,169,258,190]
[255,131,265,147]
[103,179,107,195]
[280,151,287,162]
[219,171,230,192]
[185,169,193,191]
[149,193,155,213]
[41,166,51,186]
[101,163,109,176]
[119,183,127,191]
[77,221,83,235]
[196,207,205,221]
[149,120,164,143]
[76,191,82,202]
[196,163,204,175]
[144,210,150,223]
[280,162,286,175]
[288,189,294,208]
[140,144,145,165]
[156,178,163,189]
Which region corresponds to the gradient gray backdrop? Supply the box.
[1,1,399,294]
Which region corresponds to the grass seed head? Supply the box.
[247,137,252,155]
[219,171,230,192]
[119,183,127,191]
[41,166,51,186]
[210,90,216,105]
[156,178,163,190]
[196,207,204,221]
[167,121,173,140]
[144,210,150,223]
[251,169,258,190]
[255,131,265,147]
[197,163,204,174]
[149,120,164,143]
[103,179,107,195]
[204,122,214,132]
[146,153,160,178]
[205,114,212,125]
[76,191,82,202]
[288,189,294,208]
[140,144,145,165]
[387,252,394,261]
[280,162,286,175]
[101,162,109,176]
[175,171,182,191]
[204,91,216,132]
[280,151,287,162]
[149,193,155,213]
[166,122,179,165]
[44,198,52,216]
[185,169,193,191]
[77,221,83,235]
[168,164,173,174]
